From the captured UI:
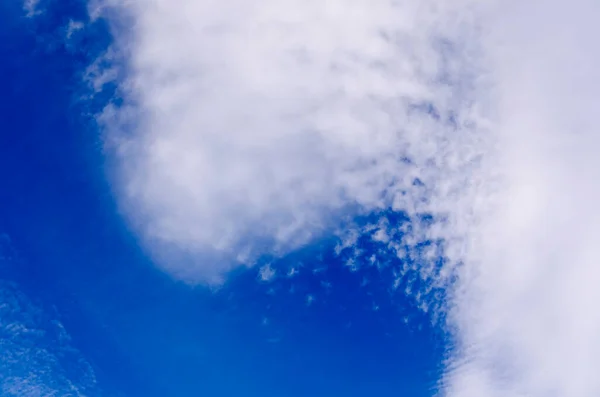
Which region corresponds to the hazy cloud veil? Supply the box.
[92,0,600,396]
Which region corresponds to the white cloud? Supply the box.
[23,0,41,17]
[66,20,85,39]
[258,263,276,282]
[442,1,600,396]
[94,0,600,396]
[95,0,486,283]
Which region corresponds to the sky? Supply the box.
[1,0,600,396]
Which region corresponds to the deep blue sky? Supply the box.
[0,2,447,396]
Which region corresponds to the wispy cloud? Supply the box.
[0,281,99,396]
[94,0,600,396]
[23,0,42,17]
[0,237,100,396]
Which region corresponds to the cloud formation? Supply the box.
[0,282,99,396]
[95,0,487,282]
[442,2,600,396]
[95,0,600,396]
[23,0,41,17]
[0,237,100,396]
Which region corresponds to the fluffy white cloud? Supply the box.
[95,0,487,282]
[94,0,600,396]
[443,2,600,396]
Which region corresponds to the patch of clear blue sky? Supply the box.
[0,1,448,395]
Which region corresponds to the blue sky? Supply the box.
[3,1,600,396]
[0,2,446,396]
